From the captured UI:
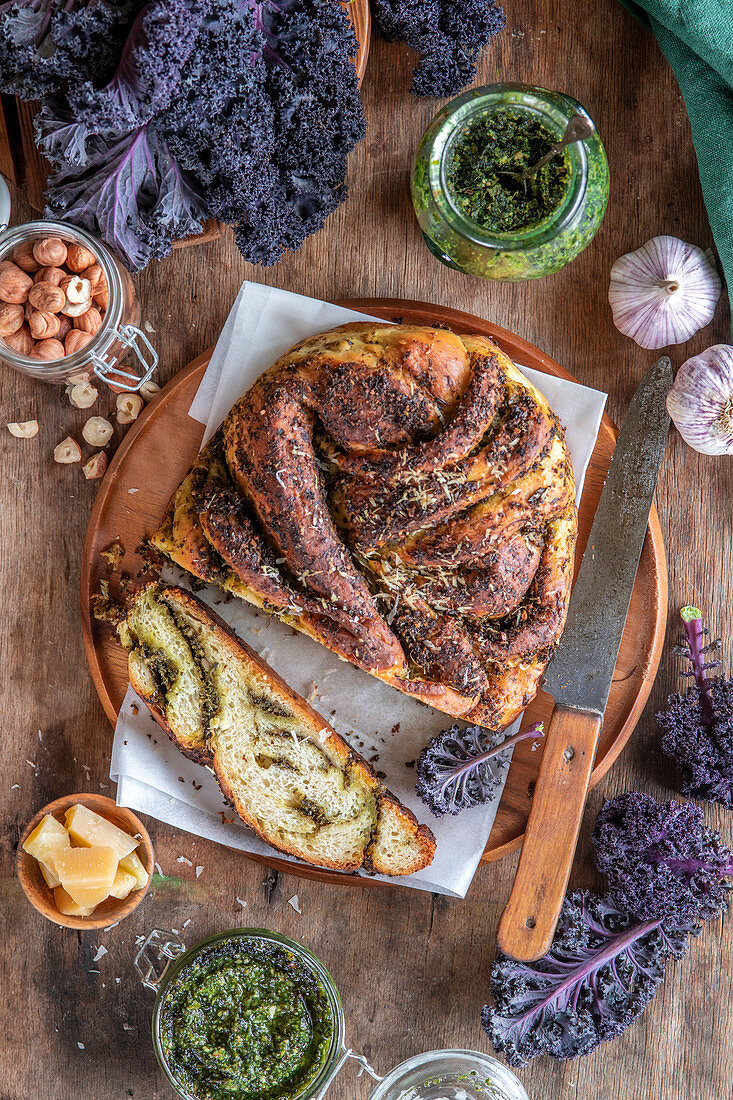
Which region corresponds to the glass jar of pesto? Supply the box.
[411,83,609,280]
[135,929,531,1100]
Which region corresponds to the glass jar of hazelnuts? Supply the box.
[0,220,157,391]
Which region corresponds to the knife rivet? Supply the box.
[563,747,575,762]
[525,917,536,929]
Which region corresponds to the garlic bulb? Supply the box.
[667,344,733,455]
[609,236,721,349]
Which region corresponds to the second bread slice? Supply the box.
[118,584,436,876]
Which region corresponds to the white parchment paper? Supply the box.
[111,283,607,897]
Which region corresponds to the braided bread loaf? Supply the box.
[153,324,577,731]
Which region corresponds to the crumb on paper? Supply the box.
[93,946,108,963]
[37,729,43,741]
[26,760,36,768]
[177,856,192,866]
[128,487,139,494]
[11,784,20,790]
[104,922,119,932]
[154,862,163,876]
[288,895,301,915]
[195,866,204,878]
[218,811,234,825]
[77,1043,85,1050]
[236,897,247,908]
[183,919,191,929]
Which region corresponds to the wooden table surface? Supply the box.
[2,3,732,1098]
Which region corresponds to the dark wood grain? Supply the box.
[2,3,732,1098]
[77,308,665,870]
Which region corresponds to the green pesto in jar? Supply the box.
[445,110,570,233]
[159,939,334,1100]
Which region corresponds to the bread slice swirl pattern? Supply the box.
[118,584,436,875]
[152,324,578,731]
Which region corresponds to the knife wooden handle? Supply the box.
[496,705,603,962]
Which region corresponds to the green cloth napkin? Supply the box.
[621,0,733,326]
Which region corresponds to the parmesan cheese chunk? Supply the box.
[118,850,149,890]
[23,813,71,882]
[109,868,137,900]
[65,804,139,859]
[53,886,95,918]
[55,845,119,908]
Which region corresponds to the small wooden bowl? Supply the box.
[16,793,154,931]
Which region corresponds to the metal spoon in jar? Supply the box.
[501,113,595,183]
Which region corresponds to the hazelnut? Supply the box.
[7,420,39,438]
[139,380,160,402]
[60,274,92,304]
[28,310,61,340]
[93,286,109,311]
[82,451,108,480]
[65,243,97,273]
[81,263,106,292]
[33,237,68,268]
[4,324,34,355]
[69,382,98,409]
[28,282,66,314]
[116,392,143,424]
[53,436,81,464]
[55,315,72,342]
[0,264,33,304]
[64,329,93,356]
[82,415,113,446]
[74,306,102,335]
[34,266,65,286]
[0,302,24,337]
[11,241,41,274]
[29,338,66,361]
[63,299,92,318]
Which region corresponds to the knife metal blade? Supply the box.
[543,354,673,716]
[497,355,673,962]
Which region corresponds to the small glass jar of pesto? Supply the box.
[411,83,609,280]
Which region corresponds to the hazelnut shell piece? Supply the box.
[82,416,114,446]
[53,436,82,464]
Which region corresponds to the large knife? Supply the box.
[497,356,673,962]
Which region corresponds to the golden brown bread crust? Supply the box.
[152,324,578,730]
[123,584,436,875]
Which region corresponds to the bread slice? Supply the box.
[117,584,436,876]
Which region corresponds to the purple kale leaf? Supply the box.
[593,791,733,924]
[416,722,544,816]
[65,0,205,131]
[44,123,205,271]
[0,0,141,99]
[371,0,505,96]
[483,891,694,1067]
[657,607,733,807]
[162,0,365,266]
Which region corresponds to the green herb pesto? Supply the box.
[446,110,570,233]
[159,939,334,1100]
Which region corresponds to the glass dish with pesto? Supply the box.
[411,83,609,280]
[151,929,343,1100]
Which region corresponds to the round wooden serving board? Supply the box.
[81,299,667,883]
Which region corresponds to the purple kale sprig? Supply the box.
[484,891,694,1067]
[416,721,544,817]
[657,606,733,807]
[371,0,505,97]
[484,790,733,1065]
[593,791,733,923]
